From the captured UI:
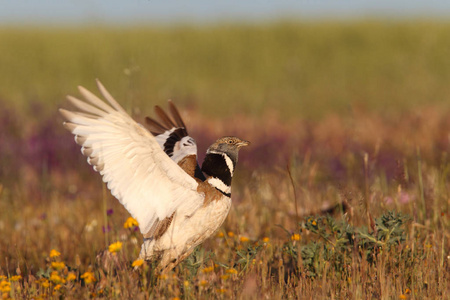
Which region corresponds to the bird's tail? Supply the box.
[139,238,156,261]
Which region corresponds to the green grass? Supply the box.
[0,21,449,299]
[1,21,450,119]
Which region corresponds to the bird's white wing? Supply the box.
[60,80,205,236]
[145,101,198,162]
[145,101,206,181]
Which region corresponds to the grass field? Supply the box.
[0,21,449,299]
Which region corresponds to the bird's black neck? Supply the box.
[201,152,234,195]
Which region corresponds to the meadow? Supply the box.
[0,21,449,299]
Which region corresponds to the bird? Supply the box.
[59,80,249,273]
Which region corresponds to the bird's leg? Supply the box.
[158,247,196,274]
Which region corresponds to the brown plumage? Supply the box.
[177,154,199,179]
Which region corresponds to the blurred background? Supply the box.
[1,0,449,195]
[1,0,450,192]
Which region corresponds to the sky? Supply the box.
[1,0,450,25]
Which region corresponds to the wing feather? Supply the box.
[154,105,176,129]
[60,81,205,236]
[145,116,168,135]
[168,100,187,135]
[66,96,108,117]
[96,79,129,115]
[77,86,118,114]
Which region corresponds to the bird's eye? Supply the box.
[227,140,233,144]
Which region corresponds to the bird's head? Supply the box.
[207,136,250,163]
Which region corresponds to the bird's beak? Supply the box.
[237,140,250,148]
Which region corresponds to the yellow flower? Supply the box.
[217,232,224,238]
[263,237,270,243]
[172,298,180,300]
[80,272,96,284]
[399,294,407,299]
[132,259,144,268]
[66,273,76,282]
[51,262,65,270]
[227,231,234,238]
[202,266,214,273]
[0,276,6,281]
[226,268,238,275]
[108,241,123,254]
[239,236,249,242]
[221,274,230,280]
[123,217,139,229]
[216,288,227,294]
[183,281,189,287]
[54,284,62,291]
[199,280,208,287]
[49,249,61,258]
[311,220,317,226]
[40,279,50,288]
[50,272,65,284]
[291,234,301,241]
[0,280,11,293]
[9,275,21,282]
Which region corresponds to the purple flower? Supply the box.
[106,209,114,216]
[399,192,413,204]
[102,225,111,233]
